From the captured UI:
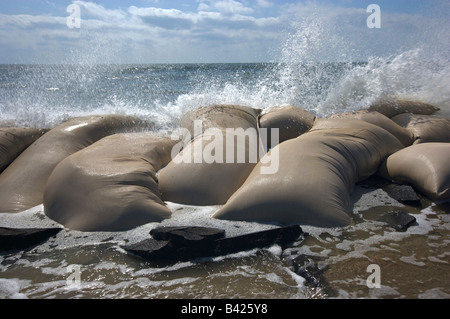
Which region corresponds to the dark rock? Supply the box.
[290,254,337,298]
[150,226,225,246]
[124,239,174,261]
[125,226,226,264]
[357,174,390,189]
[361,206,418,231]
[213,225,303,256]
[381,210,417,231]
[291,255,326,288]
[123,225,303,265]
[384,184,421,205]
[0,227,62,251]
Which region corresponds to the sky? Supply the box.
[0,0,449,64]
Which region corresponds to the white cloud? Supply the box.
[73,1,127,21]
[0,13,65,28]
[212,0,254,15]
[127,2,278,32]
[0,1,447,64]
[128,6,198,29]
[256,0,274,9]
[198,2,211,12]
[129,6,194,20]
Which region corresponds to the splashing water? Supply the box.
[267,10,450,117]
[1,5,450,300]
[1,7,449,129]
[159,10,450,121]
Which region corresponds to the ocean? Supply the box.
[0,51,449,299]
[2,50,450,131]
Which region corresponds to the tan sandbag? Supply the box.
[44,133,176,231]
[159,129,260,205]
[391,113,450,144]
[159,105,262,206]
[258,105,316,147]
[368,98,440,118]
[213,120,404,227]
[0,115,150,213]
[0,127,48,173]
[325,110,414,146]
[378,143,450,200]
[180,104,261,139]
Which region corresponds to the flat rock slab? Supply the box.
[125,239,174,261]
[361,206,418,231]
[381,210,417,231]
[0,227,62,251]
[383,184,421,205]
[213,225,303,256]
[124,225,303,265]
[150,226,226,246]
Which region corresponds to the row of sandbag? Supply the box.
[0,100,448,232]
[0,115,177,232]
[159,101,450,229]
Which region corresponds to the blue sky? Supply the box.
[0,0,449,63]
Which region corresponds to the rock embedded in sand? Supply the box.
[258,105,316,147]
[0,127,48,173]
[150,226,226,245]
[391,113,450,144]
[213,119,404,227]
[159,104,262,206]
[383,184,421,206]
[44,133,177,232]
[213,224,303,255]
[360,206,418,232]
[378,143,450,200]
[0,227,62,251]
[291,255,330,291]
[124,225,303,265]
[0,115,150,213]
[368,98,440,118]
[382,210,417,232]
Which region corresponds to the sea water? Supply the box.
[0,190,448,299]
[1,14,450,300]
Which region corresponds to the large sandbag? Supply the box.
[378,143,450,200]
[368,98,440,118]
[0,127,48,173]
[258,105,316,147]
[213,120,404,227]
[180,104,261,139]
[0,115,150,213]
[390,113,450,144]
[44,133,176,231]
[159,105,263,206]
[326,110,414,146]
